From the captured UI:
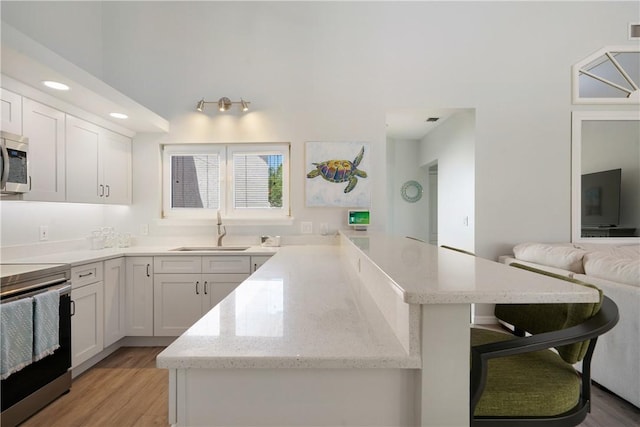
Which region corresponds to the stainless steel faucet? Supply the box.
[217,210,226,246]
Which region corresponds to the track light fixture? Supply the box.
[196,97,251,113]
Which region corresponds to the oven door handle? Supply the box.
[1,281,71,301]
[1,142,10,190]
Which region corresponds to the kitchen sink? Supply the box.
[170,246,250,252]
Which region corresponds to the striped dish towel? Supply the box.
[33,290,60,361]
[1,297,34,379]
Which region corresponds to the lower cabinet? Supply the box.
[153,273,248,336]
[103,258,126,347]
[251,255,272,273]
[71,281,104,368]
[71,255,269,353]
[125,257,154,336]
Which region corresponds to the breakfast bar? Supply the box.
[157,232,600,427]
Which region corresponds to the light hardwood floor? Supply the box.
[22,347,168,427]
[21,347,640,426]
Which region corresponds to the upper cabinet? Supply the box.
[66,115,131,204]
[100,128,132,205]
[0,88,22,134]
[22,99,66,202]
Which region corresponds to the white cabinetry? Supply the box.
[153,256,250,336]
[103,258,126,347]
[65,115,131,204]
[21,99,66,201]
[70,262,104,368]
[251,255,272,273]
[203,256,250,274]
[125,257,154,336]
[0,88,22,134]
[153,274,203,336]
[100,128,131,205]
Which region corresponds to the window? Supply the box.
[163,143,289,220]
[573,45,640,104]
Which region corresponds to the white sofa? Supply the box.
[500,242,640,408]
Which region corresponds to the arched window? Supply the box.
[573,46,639,104]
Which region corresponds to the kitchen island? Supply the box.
[157,232,599,427]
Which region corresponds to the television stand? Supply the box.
[581,227,636,237]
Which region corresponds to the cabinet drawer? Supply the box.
[202,256,250,274]
[71,262,104,288]
[154,256,202,274]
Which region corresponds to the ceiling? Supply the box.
[1,24,169,134]
[385,108,460,140]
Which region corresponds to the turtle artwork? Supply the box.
[306,146,368,193]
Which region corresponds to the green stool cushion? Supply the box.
[495,263,603,364]
[471,328,581,417]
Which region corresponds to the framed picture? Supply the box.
[305,141,371,207]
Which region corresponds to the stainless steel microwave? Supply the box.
[1,131,29,194]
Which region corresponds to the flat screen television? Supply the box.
[581,168,622,227]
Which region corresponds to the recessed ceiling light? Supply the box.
[42,80,70,91]
[109,112,128,119]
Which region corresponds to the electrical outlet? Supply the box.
[301,221,313,234]
[39,225,49,241]
[140,224,149,236]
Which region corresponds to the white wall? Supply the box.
[0,201,131,247]
[1,1,638,258]
[419,110,475,253]
[387,139,429,241]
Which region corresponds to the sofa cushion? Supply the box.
[573,243,640,259]
[583,252,640,287]
[513,243,586,274]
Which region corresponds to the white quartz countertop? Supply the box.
[341,231,601,305]
[156,245,420,370]
[5,245,278,267]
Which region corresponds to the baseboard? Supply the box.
[121,336,177,347]
[473,315,498,325]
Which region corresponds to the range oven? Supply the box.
[1,263,71,427]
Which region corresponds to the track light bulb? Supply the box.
[196,99,205,112]
[218,97,232,112]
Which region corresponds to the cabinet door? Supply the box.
[71,281,104,368]
[154,274,202,336]
[203,273,249,311]
[250,256,272,273]
[100,129,131,205]
[125,257,154,336]
[66,116,101,203]
[22,99,66,202]
[103,258,126,347]
[0,88,22,135]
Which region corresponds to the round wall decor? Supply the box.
[400,180,423,203]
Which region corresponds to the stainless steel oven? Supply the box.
[1,263,71,427]
[1,131,30,195]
